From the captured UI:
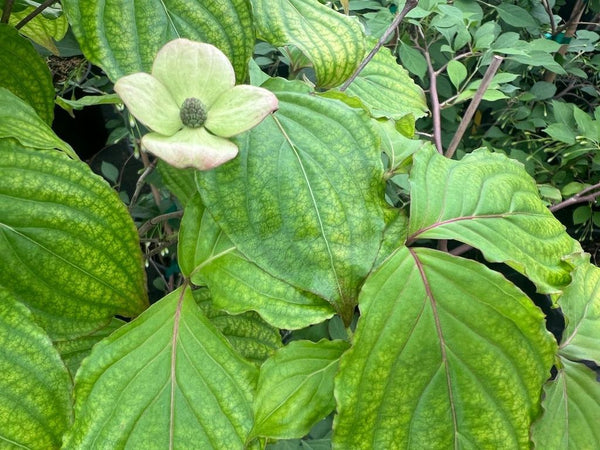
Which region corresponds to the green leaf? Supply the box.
[531,359,600,449]
[0,291,72,449]
[251,0,365,88]
[407,146,580,293]
[544,122,577,145]
[0,88,77,158]
[530,81,557,100]
[193,288,282,365]
[196,78,387,324]
[56,93,122,110]
[63,287,257,448]
[179,194,335,329]
[0,24,55,124]
[398,41,427,79]
[251,339,349,440]
[62,0,254,82]
[333,247,556,449]
[447,59,467,90]
[558,262,600,364]
[344,40,428,119]
[495,3,537,28]
[373,118,425,172]
[0,144,148,338]
[573,105,600,142]
[54,318,125,378]
[9,5,68,54]
[156,160,198,206]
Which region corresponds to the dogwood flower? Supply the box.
[114,39,278,170]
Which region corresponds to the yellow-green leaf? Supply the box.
[252,0,365,88]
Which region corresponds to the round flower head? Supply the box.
[114,39,279,170]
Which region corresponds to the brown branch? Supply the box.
[445,55,503,159]
[544,0,586,83]
[138,211,184,237]
[550,182,600,212]
[129,156,157,211]
[339,0,418,91]
[15,0,58,29]
[423,43,443,154]
[1,0,14,23]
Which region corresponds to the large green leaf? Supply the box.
[334,246,556,449]
[558,261,600,364]
[251,0,365,88]
[54,318,125,378]
[63,287,257,448]
[407,146,580,293]
[0,24,55,124]
[0,144,148,338]
[179,194,335,329]
[62,0,254,82]
[251,339,349,440]
[0,291,72,449]
[344,39,428,120]
[193,288,282,365]
[531,359,600,449]
[196,79,388,324]
[0,87,77,159]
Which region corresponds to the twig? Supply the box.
[339,0,418,91]
[450,243,472,257]
[15,0,57,29]
[422,36,443,154]
[1,0,14,23]
[128,157,157,211]
[550,182,600,212]
[445,55,503,159]
[138,211,184,237]
[541,0,557,35]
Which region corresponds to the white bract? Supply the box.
[114,39,279,170]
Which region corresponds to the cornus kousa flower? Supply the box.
[114,38,278,170]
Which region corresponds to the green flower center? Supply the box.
[180,97,207,128]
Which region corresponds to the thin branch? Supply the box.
[450,243,472,257]
[15,0,57,29]
[1,0,14,23]
[138,211,184,237]
[550,182,600,212]
[423,42,443,154]
[128,157,157,211]
[339,0,418,91]
[445,55,503,159]
[541,0,557,35]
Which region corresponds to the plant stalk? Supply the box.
[445,55,503,159]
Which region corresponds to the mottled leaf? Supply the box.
[251,339,349,440]
[63,0,254,82]
[252,0,365,88]
[558,261,600,364]
[54,318,125,378]
[334,247,556,449]
[9,6,68,54]
[0,87,76,159]
[0,144,148,338]
[407,146,581,293]
[194,288,282,365]
[0,291,72,449]
[0,24,55,124]
[63,287,257,448]
[531,359,600,449]
[196,79,387,324]
[179,194,334,329]
[344,39,428,119]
